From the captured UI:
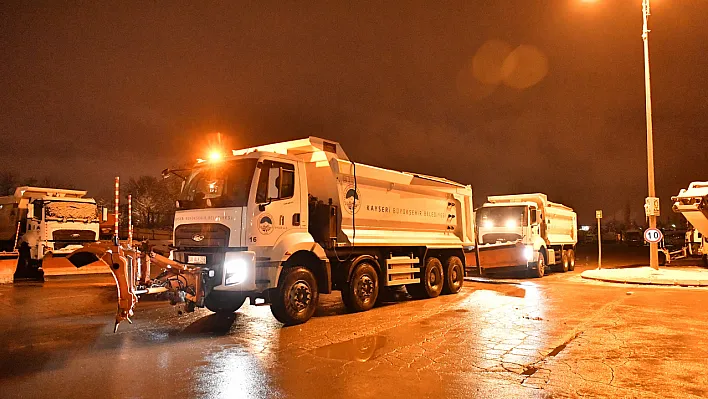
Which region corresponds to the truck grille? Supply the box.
[175,223,230,248]
[52,230,97,250]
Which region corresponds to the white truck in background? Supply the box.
[71,137,475,327]
[0,187,101,278]
[471,193,578,277]
[672,181,708,266]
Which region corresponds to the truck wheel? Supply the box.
[567,249,576,271]
[341,262,379,312]
[530,253,545,278]
[270,267,319,325]
[560,251,570,273]
[407,257,444,299]
[204,291,247,314]
[442,256,464,294]
[658,252,667,266]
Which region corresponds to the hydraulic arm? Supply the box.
[67,243,203,332]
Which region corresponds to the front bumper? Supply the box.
[174,250,280,296]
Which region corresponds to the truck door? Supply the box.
[250,160,302,248]
[529,207,540,238]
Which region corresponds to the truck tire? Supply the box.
[204,291,247,314]
[407,257,444,299]
[658,252,667,266]
[442,256,464,294]
[567,249,576,271]
[530,252,545,278]
[341,262,379,313]
[560,251,570,273]
[270,267,319,325]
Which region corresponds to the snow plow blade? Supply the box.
[67,243,206,332]
[0,251,19,260]
[67,242,138,332]
[464,241,529,274]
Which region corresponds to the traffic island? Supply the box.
[581,266,708,287]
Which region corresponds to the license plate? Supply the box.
[187,255,207,265]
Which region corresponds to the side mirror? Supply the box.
[102,208,108,222]
[258,198,273,212]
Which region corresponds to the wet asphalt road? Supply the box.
[1,245,707,398]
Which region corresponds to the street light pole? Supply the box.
[642,0,660,270]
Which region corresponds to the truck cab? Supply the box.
[24,195,100,259]
[173,150,317,301]
[0,187,100,261]
[477,201,545,249]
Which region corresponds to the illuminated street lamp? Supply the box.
[584,0,660,270]
[641,0,660,271]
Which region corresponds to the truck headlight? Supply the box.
[523,246,534,261]
[224,258,249,285]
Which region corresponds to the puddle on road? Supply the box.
[311,335,387,363]
[477,285,526,298]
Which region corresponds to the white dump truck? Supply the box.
[70,137,475,327]
[470,194,578,277]
[0,187,100,277]
[672,181,708,266]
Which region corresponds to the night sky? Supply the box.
[2,1,707,224]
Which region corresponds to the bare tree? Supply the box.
[126,175,181,228]
[0,172,18,195]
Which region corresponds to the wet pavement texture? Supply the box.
[1,245,708,398]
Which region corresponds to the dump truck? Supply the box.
[69,137,475,328]
[672,181,708,266]
[1,187,100,278]
[468,193,577,277]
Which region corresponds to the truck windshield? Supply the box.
[477,206,528,228]
[45,201,98,221]
[178,159,258,210]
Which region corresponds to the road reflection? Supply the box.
[311,335,387,362]
[191,305,283,399]
[470,281,547,370]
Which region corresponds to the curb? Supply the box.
[581,273,708,287]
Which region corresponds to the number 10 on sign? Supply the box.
[644,228,663,244]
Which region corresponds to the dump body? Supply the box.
[473,193,577,276]
[307,156,474,248]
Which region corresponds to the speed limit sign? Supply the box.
[644,228,663,244]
